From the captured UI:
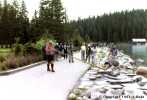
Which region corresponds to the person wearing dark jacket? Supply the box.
[68,43,74,63]
[63,44,68,59]
[86,45,92,63]
[54,43,60,61]
[42,45,46,60]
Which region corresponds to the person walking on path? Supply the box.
[91,45,97,65]
[45,42,56,72]
[81,43,86,61]
[54,43,60,61]
[86,45,92,63]
[68,43,74,63]
[63,44,68,59]
[58,43,64,57]
[42,45,46,60]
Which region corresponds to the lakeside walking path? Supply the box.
[0,56,89,100]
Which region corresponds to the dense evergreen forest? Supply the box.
[70,9,147,42]
[0,0,147,45]
[0,0,66,45]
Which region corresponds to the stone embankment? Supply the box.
[68,47,147,100]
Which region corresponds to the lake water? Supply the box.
[117,43,147,66]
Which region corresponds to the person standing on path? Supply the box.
[45,42,56,72]
[63,44,68,59]
[86,45,92,63]
[42,45,46,60]
[54,43,60,61]
[81,43,86,61]
[91,45,97,65]
[68,43,74,63]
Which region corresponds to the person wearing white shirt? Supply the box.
[81,43,86,61]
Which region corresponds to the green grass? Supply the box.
[0,48,11,57]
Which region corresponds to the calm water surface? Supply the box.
[117,43,147,66]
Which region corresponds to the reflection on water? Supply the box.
[117,43,147,66]
[132,45,147,56]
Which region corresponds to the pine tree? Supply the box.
[30,10,40,41]
[18,0,29,43]
[0,1,2,44]
[50,0,65,23]
[39,0,65,41]
[0,1,2,18]
[1,0,9,44]
[39,0,52,34]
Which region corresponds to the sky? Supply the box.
[6,0,147,20]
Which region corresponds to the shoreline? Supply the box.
[68,47,147,100]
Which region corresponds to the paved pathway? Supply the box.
[0,57,89,100]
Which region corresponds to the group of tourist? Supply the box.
[80,43,97,65]
[43,41,119,72]
[42,42,74,72]
[80,42,119,68]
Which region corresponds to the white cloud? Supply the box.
[4,0,147,20]
[62,0,147,20]
[24,0,40,18]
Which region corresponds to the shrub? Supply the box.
[5,56,18,69]
[0,56,5,62]
[23,42,38,55]
[0,62,8,71]
[31,54,40,63]
[26,55,33,65]
[35,35,56,50]
[0,50,42,71]
[71,30,83,47]
[26,54,40,64]
[17,56,28,67]
[13,43,24,55]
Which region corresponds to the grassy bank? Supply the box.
[0,48,11,57]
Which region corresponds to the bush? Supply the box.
[32,54,40,63]
[71,29,83,47]
[5,56,18,69]
[35,35,56,50]
[35,38,46,50]
[23,43,38,55]
[13,43,24,55]
[0,62,8,71]
[17,56,28,67]
[26,54,41,64]
[0,42,45,71]
[0,56,5,62]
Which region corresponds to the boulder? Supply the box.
[136,67,147,77]
[73,89,82,96]
[89,75,97,80]
[111,60,119,67]
[68,93,77,100]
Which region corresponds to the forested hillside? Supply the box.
[0,0,65,45]
[0,0,147,44]
[70,9,147,42]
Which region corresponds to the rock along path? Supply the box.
[0,56,89,100]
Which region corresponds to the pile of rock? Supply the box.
[68,47,147,100]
